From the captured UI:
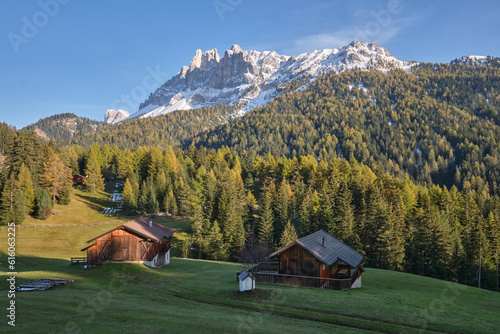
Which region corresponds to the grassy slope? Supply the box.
[22,183,134,226]
[1,186,499,333]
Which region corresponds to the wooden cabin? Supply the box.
[245,230,364,290]
[72,174,86,185]
[82,217,174,267]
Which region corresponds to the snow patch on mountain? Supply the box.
[452,55,489,66]
[105,109,130,124]
[124,41,414,121]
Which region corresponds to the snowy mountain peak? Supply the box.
[230,44,243,54]
[125,41,412,121]
[189,48,221,71]
[105,109,130,124]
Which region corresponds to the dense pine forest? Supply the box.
[1,129,499,291]
[195,62,500,198]
[2,61,500,291]
[68,105,235,148]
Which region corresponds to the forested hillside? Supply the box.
[70,104,235,149]
[66,62,500,199]
[0,126,74,223]
[194,62,500,198]
[24,113,104,141]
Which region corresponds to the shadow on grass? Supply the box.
[74,192,115,213]
[0,254,86,282]
[0,254,158,294]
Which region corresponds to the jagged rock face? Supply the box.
[125,41,413,121]
[214,45,259,89]
[181,48,221,89]
[105,109,130,124]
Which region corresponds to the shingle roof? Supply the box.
[238,271,254,281]
[270,230,364,268]
[86,217,174,243]
[123,217,174,242]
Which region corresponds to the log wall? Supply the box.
[279,244,320,277]
[86,227,170,265]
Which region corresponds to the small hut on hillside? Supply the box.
[82,217,174,267]
[238,271,256,292]
[72,174,86,185]
[244,230,364,290]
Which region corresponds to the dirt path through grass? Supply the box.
[169,289,449,334]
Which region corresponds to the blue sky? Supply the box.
[1,0,500,128]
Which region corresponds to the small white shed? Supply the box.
[238,271,255,292]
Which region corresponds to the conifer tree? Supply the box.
[13,188,26,224]
[277,178,293,228]
[486,212,500,283]
[35,189,52,220]
[156,170,168,206]
[280,221,298,247]
[208,220,227,261]
[138,180,148,213]
[117,149,135,178]
[41,153,71,202]
[299,191,313,235]
[190,202,209,258]
[376,203,405,270]
[58,184,71,205]
[84,151,105,193]
[148,147,164,176]
[0,174,26,225]
[164,189,177,216]
[333,181,355,242]
[258,187,274,251]
[176,176,190,214]
[320,181,335,233]
[122,178,138,210]
[7,131,43,177]
[17,163,35,213]
[245,190,258,231]
[148,188,159,214]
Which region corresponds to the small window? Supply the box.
[338,260,347,265]
[337,268,349,275]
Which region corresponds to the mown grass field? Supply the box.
[1,185,499,333]
[20,183,135,226]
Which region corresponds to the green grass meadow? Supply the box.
[1,185,499,333]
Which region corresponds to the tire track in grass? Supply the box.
[170,292,378,334]
[169,290,448,334]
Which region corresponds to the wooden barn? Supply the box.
[245,230,364,290]
[82,217,174,267]
[72,174,86,185]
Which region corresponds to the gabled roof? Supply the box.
[238,271,255,281]
[86,217,174,243]
[269,230,364,268]
[81,242,96,252]
[123,217,174,242]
